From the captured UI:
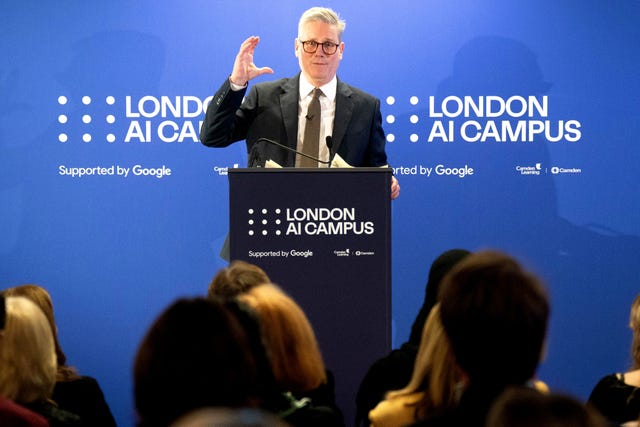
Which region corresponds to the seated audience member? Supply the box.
[0,295,81,426]
[237,283,345,426]
[369,304,460,426]
[2,284,116,426]
[207,260,271,300]
[171,407,290,427]
[409,250,550,427]
[355,249,470,426]
[0,395,49,427]
[133,297,271,427]
[588,293,640,425]
[0,295,49,427]
[486,386,609,427]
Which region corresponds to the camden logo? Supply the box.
[56,95,211,144]
[551,166,582,174]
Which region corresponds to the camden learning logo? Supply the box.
[56,95,212,143]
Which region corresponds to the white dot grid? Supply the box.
[57,94,122,143]
[382,94,429,143]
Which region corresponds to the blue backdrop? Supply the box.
[2,1,639,426]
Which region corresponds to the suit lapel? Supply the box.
[332,78,353,157]
[279,75,300,152]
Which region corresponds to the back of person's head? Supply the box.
[172,407,290,427]
[237,283,327,394]
[486,386,609,427]
[1,284,77,381]
[208,260,271,300]
[629,294,640,369]
[408,249,471,345]
[0,296,57,404]
[438,250,549,388]
[388,304,459,419]
[134,297,263,427]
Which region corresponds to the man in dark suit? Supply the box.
[200,6,400,199]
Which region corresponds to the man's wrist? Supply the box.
[229,76,248,91]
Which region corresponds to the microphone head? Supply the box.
[326,135,333,149]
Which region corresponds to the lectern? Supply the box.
[228,167,392,425]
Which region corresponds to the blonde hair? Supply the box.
[298,7,346,41]
[208,261,270,300]
[237,284,326,393]
[0,296,57,403]
[630,294,640,369]
[386,304,459,419]
[2,284,79,381]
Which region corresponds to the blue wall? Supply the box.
[2,1,639,425]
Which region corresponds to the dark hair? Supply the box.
[408,249,471,345]
[438,250,549,388]
[134,298,262,426]
[486,386,608,427]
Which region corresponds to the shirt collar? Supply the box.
[299,75,337,102]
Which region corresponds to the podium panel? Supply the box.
[229,168,392,425]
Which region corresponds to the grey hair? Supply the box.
[298,7,346,41]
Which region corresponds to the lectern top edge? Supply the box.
[228,167,392,174]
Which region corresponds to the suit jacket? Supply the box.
[200,74,389,167]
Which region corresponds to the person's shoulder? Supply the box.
[337,79,378,102]
[253,76,297,93]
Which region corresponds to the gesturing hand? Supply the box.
[230,36,274,86]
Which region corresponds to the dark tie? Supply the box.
[301,88,322,167]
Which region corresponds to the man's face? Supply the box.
[295,20,344,87]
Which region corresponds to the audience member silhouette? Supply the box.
[237,283,345,426]
[355,249,470,426]
[369,304,460,426]
[0,395,49,427]
[1,284,116,426]
[486,386,608,427]
[0,295,49,427]
[409,250,550,427]
[0,295,81,426]
[588,293,640,425]
[171,407,291,427]
[133,297,269,427]
[208,260,271,300]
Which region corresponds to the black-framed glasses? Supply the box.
[299,40,340,55]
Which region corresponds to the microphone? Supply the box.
[305,114,314,120]
[325,135,335,166]
[254,137,331,166]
